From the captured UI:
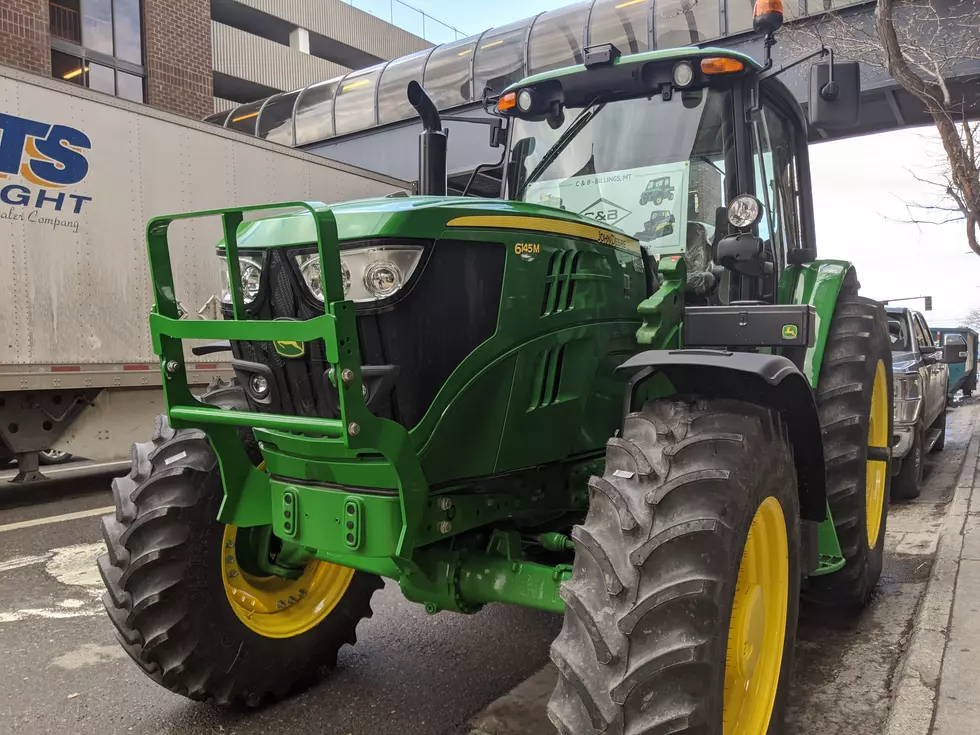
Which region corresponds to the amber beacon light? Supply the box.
[753,0,785,34]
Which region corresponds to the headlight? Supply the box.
[894,373,922,425]
[295,245,423,303]
[218,253,265,305]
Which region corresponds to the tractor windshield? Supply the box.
[509,88,733,258]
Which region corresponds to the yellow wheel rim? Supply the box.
[723,496,789,735]
[866,359,889,549]
[221,524,355,639]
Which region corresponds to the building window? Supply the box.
[81,0,113,55]
[49,0,146,104]
[51,49,85,84]
[112,0,142,65]
[88,61,115,93]
[116,70,144,102]
[51,49,145,102]
[49,1,82,44]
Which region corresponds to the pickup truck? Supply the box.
[886,306,953,499]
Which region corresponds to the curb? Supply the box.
[885,408,980,735]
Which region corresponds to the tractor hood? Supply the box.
[220,196,627,250]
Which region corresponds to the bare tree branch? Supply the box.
[782,1,980,251]
[962,306,980,332]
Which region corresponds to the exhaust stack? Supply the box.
[407,81,447,197]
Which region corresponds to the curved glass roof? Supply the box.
[213,0,818,148]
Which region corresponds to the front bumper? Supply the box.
[892,424,915,459]
[146,202,430,565]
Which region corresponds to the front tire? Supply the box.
[892,425,923,500]
[931,410,946,453]
[98,394,382,705]
[809,293,892,608]
[548,399,801,734]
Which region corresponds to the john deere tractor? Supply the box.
[99,5,893,733]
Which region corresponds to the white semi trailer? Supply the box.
[0,64,411,481]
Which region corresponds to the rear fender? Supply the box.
[778,260,857,386]
[617,349,826,521]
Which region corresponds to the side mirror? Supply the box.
[944,343,968,365]
[809,61,860,130]
[921,344,941,364]
[547,105,565,130]
[717,234,771,277]
[512,136,535,158]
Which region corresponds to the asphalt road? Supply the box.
[1,400,976,735]
[0,466,561,735]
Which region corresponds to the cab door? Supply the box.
[913,313,945,423]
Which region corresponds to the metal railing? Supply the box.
[340,0,468,44]
[49,2,82,44]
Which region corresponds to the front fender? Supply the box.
[617,349,826,521]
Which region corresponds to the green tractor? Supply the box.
[99,7,892,733]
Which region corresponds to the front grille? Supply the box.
[226,240,504,429]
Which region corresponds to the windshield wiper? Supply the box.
[516,100,606,199]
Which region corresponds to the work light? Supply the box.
[672,61,694,88]
[727,195,763,228]
[517,89,534,112]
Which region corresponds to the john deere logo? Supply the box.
[781,324,799,339]
[273,340,305,358]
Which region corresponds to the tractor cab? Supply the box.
[494,39,859,307]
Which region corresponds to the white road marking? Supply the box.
[47,542,106,588]
[0,607,100,623]
[0,553,51,573]
[0,459,129,483]
[0,506,114,534]
[0,541,107,624]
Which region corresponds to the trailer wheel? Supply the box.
[809,294,892,608]
[38,449,74,465]
[548,399,800,734]
[97,387,382,705]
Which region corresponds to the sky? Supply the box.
[345,0,570,42]
[356,0,980,328]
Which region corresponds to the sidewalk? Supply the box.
[932,424,980,733]
[888,402,980,735]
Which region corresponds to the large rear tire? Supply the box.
[98,388,382,705]
[809,294,892,608]
[548,399,801,734]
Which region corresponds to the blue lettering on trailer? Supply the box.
[0,112,93,216]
